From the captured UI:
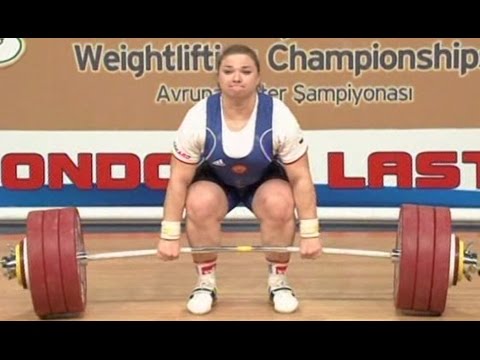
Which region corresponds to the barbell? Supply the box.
[1,204,479,319]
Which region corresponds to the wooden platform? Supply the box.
[1,231,479,320]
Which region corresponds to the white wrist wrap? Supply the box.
[299,219,320,239]
[160,221,181,240]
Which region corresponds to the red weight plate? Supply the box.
[59,208,87,314]
[412,206,435,312]
[42,209,68,315]
[26,211,51,318]
[394,204,418,311]
[429,206,451,315]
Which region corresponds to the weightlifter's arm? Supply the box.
[157,156,197,261]
[284,153,322,259]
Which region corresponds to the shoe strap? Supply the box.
[269,286,295,300]
[190,287,217,300]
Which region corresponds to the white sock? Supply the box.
[196,260,217,276]
[268,261,288,277]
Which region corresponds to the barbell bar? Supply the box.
[1,204,479,319]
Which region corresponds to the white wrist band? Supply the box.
[299,219,320,238]
[160,221,181,240]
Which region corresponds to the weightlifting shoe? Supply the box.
[186,276,217,315]
[268,275,299,314]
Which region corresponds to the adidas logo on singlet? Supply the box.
[212,159,226,167]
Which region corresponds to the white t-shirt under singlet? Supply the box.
[172,94,307,165]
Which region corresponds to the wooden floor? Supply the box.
[1,230,480,321]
